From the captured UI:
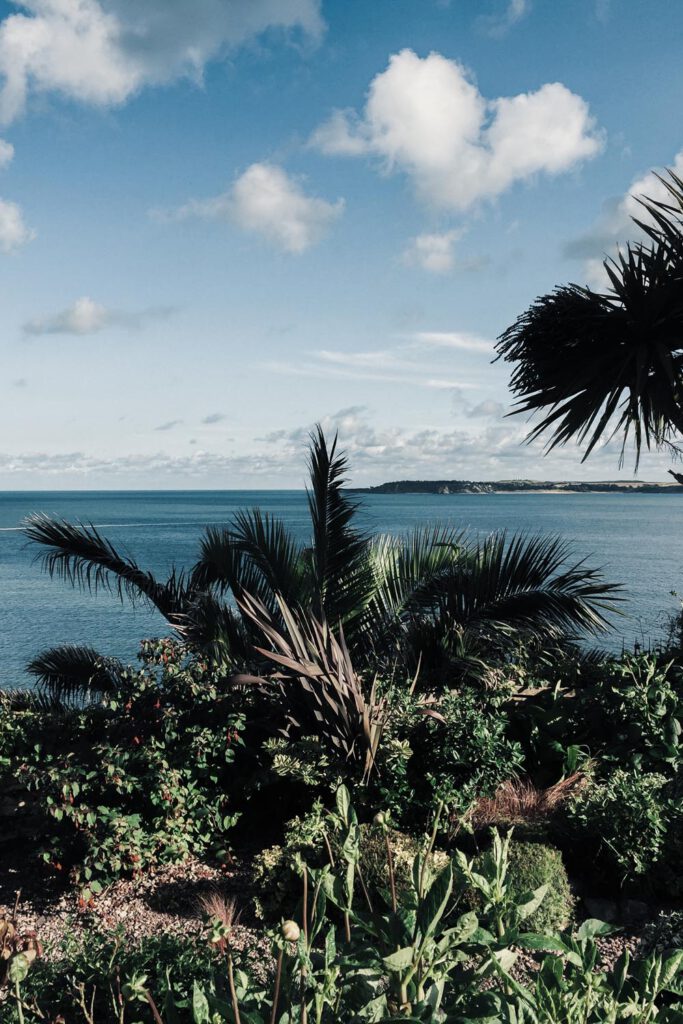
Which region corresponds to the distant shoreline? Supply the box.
[350,480,683,496]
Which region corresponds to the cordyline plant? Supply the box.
[22,429,619,701]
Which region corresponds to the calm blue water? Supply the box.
[1,489,681,688]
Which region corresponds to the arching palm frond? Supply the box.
[178,590,251,665]
[26,644,126,703]
[306,426,374,631]
[357,526,466,660]
[496,168,683,466]
[446,533,620,637]
[23,514,190,618]
[399,532,620,683]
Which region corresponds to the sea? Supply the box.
[1,489,682,689]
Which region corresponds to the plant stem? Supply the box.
[270,949,284,1024]
[145,990,165,1024]
[15,980,25,1024]
[384,831,397,913]
[227,951,242,1024]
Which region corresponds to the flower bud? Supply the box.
[281,920,300,942]
[373,811,386,826]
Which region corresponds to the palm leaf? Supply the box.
[23,514,190,618]
[496,167,683,466]
[26,644,126,703]
[306,426,375,631]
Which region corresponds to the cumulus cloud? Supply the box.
[0,196,34,251]
[23,296,174,335]
[402,229,463,273]
[478,0,531,38]
[466,399,505,418]
[0,0,323,124]
[564,150,683,287]
[159,163,343,253]
[310,49,602,211]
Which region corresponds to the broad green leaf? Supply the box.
[192,981,210,1024]
[382,946,415,971]
[516,884,549,922]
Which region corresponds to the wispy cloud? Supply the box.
[477,0,531,38]
[23,297,175,337]
[412,331,495,354]
[154,419,183,432]
[202,412,226,425]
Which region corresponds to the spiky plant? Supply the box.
[496,168,683,466]
[23,429,618,699]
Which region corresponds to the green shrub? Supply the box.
[506,841,573,933]
[468,839,573,934]
[0,640,246,897]
[252,810,447,922]
[587,655,682,774]
[374,687,524,831]
[562,769,672,887]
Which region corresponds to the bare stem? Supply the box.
[269,949,284,1024]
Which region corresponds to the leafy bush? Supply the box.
[374,686,524,830]
[0,640,245,897]
[562,768,678,889]
[252,803,448,923]
[471,839,574,934]
[587,655,682,773]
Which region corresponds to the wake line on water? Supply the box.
[0,520,235,533]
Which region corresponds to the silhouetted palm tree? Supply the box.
[496,169,683,467]
[24,428,618,698]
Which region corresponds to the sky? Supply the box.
[0,0,682,488]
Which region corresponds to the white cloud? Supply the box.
[311,49,602,212]
[412,330,494,353]
[202,412,226,425]
[161,162,344,253]
[23,296,174,335]
[467,399,505,418]
[0,196,34,251]
[403,229,463,273]
[564,149,683,287]
[478,0,531,38]
[0,0,323,123]
[0,138,13,166]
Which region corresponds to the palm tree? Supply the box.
[495,169,683,467]
[24,428,618,697]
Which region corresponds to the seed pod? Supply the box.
[281,920,300,942]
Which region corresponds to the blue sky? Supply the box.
[0,0,681,487]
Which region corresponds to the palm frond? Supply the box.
[26,644,126,703]
[23,514,190,617]
[440,532,620,636]
[496,167,683,466]
[306,426,374,630]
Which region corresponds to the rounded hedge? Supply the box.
[473,840,574,934]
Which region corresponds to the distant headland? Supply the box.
[351,478,683,495]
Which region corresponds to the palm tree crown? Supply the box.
[23,428,619,697]
[496,169,683,466]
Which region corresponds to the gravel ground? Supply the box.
[0,856,273,981]
[0,857,646,992]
